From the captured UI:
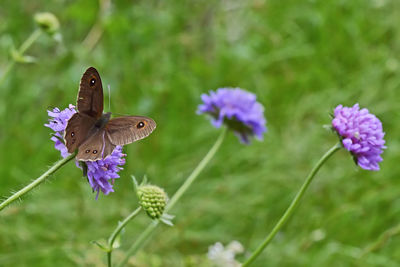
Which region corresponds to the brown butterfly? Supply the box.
[64,67,156,161]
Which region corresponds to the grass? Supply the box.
[1,0,400,266]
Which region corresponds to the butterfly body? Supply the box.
[64,67,156,161]
[95,112,111,128]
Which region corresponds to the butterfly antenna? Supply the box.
[107,84,111,112]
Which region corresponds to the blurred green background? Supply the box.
[0,0,399,266]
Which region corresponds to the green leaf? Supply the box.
[91,240,110,252]
[112,233,121,249]
[160,213,174,227]
[10,48,36,63]
[131,175,139,189]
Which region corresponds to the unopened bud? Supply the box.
[34,12,60,35]
[137,185,168,220]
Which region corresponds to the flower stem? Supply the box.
[0,29,42,86]
[165,127,227,212]
[0,62,15,87]
[82,0,111,51]
[117,220,159,267]
[117,128,227,267]
[361,223,400,257]
[20,28,42,55]
[107,207,142,267]
[242,143,342,266]
[0,153,75,212]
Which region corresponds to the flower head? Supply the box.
[85,146,126,199]
[207,241,244,267]
[197,88,267,144]
[45,104,76,158]
[34,12,60,35]
[45,105,126,198]
[332,103,386,171]
[137,184,168,219]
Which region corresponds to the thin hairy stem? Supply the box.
[0,153,75,212]
[242,143,342,266]
[107,207,142,267]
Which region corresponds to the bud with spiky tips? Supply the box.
[137,184,168,220]
[132,176,173,225]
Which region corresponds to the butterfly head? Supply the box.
[95,112,112,128]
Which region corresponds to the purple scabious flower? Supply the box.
[332,103,386,171]
[197,88,267,144]
[85,146,126,199]
[45,104,77,158]
[45,105,126,198]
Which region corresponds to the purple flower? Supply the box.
[45,105,126,197]
[197,88,267,144]
[45,104,77,158]
[85,146,126,199]
[332,103,386,171]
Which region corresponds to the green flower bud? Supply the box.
[137,185,168,220]
[34,12,60,35]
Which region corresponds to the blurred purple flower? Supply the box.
[197,88,267,144]
[45,105,126,197]
[332,103,386,171]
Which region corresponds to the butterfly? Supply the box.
[64,67,156,161]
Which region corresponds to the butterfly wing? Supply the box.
[69,68,155,160]
[77,67,104,119]
[106,116,156,146]
[103,134,117,158]
[64,113,96,153]
[76,129,116,161]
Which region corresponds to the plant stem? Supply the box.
[361,223,400,257]
[117,128,227,267]
[165,127,227,212]
[0,153,75,212]
[242,143,342,266]
[20,29,42,55]
[0,29,42,86]
[117,220,159,267]
[0,62,15,87]
[82,0,111,51]
[107,207,142,267]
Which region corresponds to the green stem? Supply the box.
[0,153,75,212]
[107,207,142,267]
[0,62,15,87]
[361,223,400,257]
[242,143,342,266]
[0,29,42,86]
[82,0,111,51]
[19,29,42,55]
[117,220,159,267]
[117,128,227,267]
[165,127,227,212]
